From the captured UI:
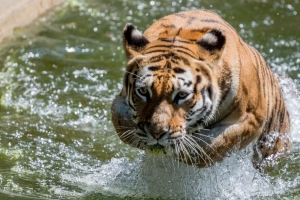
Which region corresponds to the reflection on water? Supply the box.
[0,0,299,199]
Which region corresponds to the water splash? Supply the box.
[279,76,300,142]
[61,149,279,199]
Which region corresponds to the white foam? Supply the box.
[62,148,282,199]
[279,76,300,142]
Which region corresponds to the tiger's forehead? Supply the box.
[138,53,192,73]
[137,60,194,95]
[138,58,191,80]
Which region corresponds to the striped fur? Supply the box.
[111,10,291,167]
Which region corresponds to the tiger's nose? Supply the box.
[137,122,170,139]
[149,129,169,139]
[145,124,170,140]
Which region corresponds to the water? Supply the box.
[0,0,299,199]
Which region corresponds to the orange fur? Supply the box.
[111,10,291,168]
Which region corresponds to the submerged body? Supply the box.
[111,10,291,167]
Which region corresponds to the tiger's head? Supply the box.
[114,23,228,159]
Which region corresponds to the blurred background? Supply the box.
[0,0,299,199]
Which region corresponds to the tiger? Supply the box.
[111,9,292,168]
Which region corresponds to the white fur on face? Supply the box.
[202,32,218,45]
[131,29,143,40]
[172,68,194,104]
[135,66,196,105]
[135,66,154,99]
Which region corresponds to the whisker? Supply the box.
[182,137,195,167]
[190,134,217,154]
[132,139,140,149]
[172,140,181,168]
[191,131,215,139]
[125,70,141,78]
[120,129,135,140]
[134,59,143,70]
[179,141,189,165]
[168,146,177,171]
[184,135,209,166]
[125,134,138,145]
[106,133,119,140]
[118,129,131,137]
[115,125,135,129]
[186,134,214,164]
[189,135,223,162]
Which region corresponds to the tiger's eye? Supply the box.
[138,87,148,95]
[178,91,188,98]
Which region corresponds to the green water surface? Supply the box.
[0,0,299,199]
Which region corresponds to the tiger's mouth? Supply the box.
[146,144,168,155]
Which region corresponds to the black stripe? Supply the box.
[196,75,201,84]
[128,83,136,111]
[175,49,197,59]
[251,47,265,98]
[193,76,201,93]
[160,37,193,44]
[207,84,213,101]
[218,65,232,103]
[164,61,171,69]
[256,50,267,99]
[187,17,196,24]
[173,67,186,73]
[166,52,192,65]
[161,23,176,29]
[274,94,282,130]
[140,74,151,81]
[197,104,212,122]
[145,44,173,50]
[279,108,286,126]
[125,73,129,93]
[172,45,197,55]
[174,13,186,18]
[169,54,190,65]
[190,28,209,33]
[189,87,207,117]
[148,55,164,63]
[144,49,168,55]
[148,66,161,71]
[184,80,192,87]
[189,105,207,119]
[190,101,197,109]
[144,52,196,65]
[159,38,173,43]
[146,44,196,58]
[200,19,222,24]
[171,58,180,64]
[176,39,193,44]
[133,70,138,80]
[201,87,206,108]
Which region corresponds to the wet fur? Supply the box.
[111,10,291,167]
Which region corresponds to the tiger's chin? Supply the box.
[145,144,170,156]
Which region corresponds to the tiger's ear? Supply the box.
[123,23,149,58]
[196,29,226,59]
